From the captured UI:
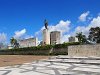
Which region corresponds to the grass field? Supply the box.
[0,55,50,67]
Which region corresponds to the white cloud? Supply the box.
[35,20,71,43]
[74,26,89,37]
[88,16,100,28]
[14,29,26,39]
[75,16,100,37]
[14,29,35,40]
[61,34,70,43]
[25,35,34,39]
[87,16,93,21]
[0,33,7,43]
[49,20,71,34]
[79,11,90,22]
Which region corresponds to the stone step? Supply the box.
[55,56,100,60]
[44,60,100,65]
[43,57,100,65]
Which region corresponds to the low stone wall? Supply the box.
[52,48,68,55]
[68,44,100,56]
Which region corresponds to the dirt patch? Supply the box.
[0,55,50,67]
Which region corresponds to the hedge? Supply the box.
[53,42,80,49]
[0,42,80,55]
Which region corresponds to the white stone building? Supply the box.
[68,36,78,42]
[19,37,38,48]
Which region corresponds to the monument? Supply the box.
[43,19,50,45]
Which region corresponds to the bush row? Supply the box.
[53,42,80,49]
[10,45,52,51]
[0,42,80,55]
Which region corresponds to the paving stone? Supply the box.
[0,55,100,75]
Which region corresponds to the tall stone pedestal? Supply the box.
[43,29,50,45]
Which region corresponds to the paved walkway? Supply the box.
[0,55,100,75]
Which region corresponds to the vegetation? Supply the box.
[0,42,80,55]
[53,42,80,49]
[75,27,100,44]
[10,37,20,48]
[88,27,100,43]
[76,32,87,44]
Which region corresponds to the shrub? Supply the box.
[0,42,80,55]
[53,42,80,49]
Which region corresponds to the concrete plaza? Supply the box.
[0,55,100,75]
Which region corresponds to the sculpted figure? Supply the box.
[44,19,48,29]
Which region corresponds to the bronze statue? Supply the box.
[44,19,48,29]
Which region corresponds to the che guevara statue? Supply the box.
[44,19,48,29]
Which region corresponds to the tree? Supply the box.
[76,32,87,44]
[10,37,20,48]
[89,27,100,43]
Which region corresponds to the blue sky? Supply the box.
[0,0,100,44]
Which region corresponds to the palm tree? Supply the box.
[76,32,87,44]
[10,37,19,48]
[10,37,15,47]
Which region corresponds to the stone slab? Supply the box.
[0,56,100,75]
